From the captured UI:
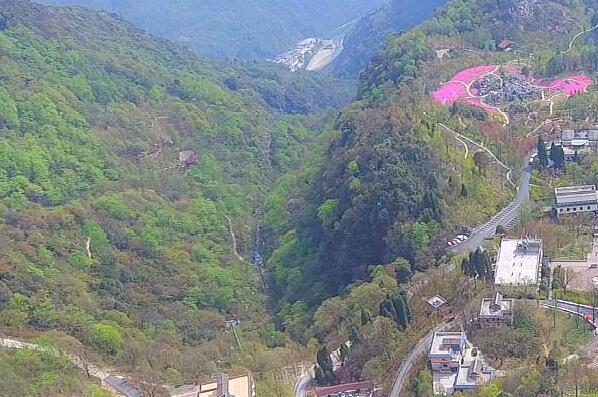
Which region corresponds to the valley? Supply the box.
[3,0,598,396]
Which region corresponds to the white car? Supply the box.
[456,235,468,242]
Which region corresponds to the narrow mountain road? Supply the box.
[388,299,598,397]
[452,149,533,253]
[562,23,598,54]
[387,320,456,397]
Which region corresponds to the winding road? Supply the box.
[295,126,535,397]
[387,299,598,397]
[438,122,534,253]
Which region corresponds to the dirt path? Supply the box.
[562,24,598,54]
[225,214,247,264]
[438,123,515,186]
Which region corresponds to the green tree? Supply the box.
[360,309,371,325]
[394,257,413,283]
[88,323,123,355]
[537,136,548,168]
[317,199,339,226]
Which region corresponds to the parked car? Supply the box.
[590,263,598,269]
[447,241,454,246]
[456,235,468,242]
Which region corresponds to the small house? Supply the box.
[497,39,515,52]
[179,149,199,167]
[479,293,514,328]
[426,295,452,316]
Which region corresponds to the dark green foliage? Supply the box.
[349,325,362,344]
[360,308,371,326]
[394,257,413,283]
[314,364,326,385]
[549,142,565,170]
[461,183,469,197]
[379,292,413,330]
[537,136,549,168]
[339,343,349,364]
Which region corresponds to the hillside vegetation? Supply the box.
[330,0,447,77]
[264,0,598,382]
[0,0,352,390]
[37,0,388,59]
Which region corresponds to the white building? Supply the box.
[494,238,543,287]
[554,185,598,216]
[429,332,496,395]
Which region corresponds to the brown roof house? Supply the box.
[179,149,199,168]
[497,39,515,52]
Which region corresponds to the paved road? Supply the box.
[453,150,533,253]
[539,299,598,327]
[388,299,597,397]
[388,320,455,397]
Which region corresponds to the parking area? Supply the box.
[551,231,598,291]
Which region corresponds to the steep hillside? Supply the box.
[0,0,350,391]
[36,0,387,59]
[330,0,446,77]
[265,0,598,346]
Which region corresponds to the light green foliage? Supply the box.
[88,323,123,355]
[0,347,94,397]
[82,220,109,249]
[317,199,339,225]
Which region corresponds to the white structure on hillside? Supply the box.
[494,238,542,287]
[429,332,496,395]
[554,185,598,216]
[479,293,514,327]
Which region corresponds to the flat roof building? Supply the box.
[554,185,598,216]
[429,332,467,373]
[479,293,514,327]
[426,295,452,315]
[199,373,255,397]
[494,238,542,287]
[430,332,496,395]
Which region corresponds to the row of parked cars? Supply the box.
[447,234,469,246]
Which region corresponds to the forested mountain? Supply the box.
[0,0,353,392]
[330,0,446,77]
[36,0,387,59]
[265,0,598,336]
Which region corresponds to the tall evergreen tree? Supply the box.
[314,365,326,385]
[392,294,409,330]
[549,142,557,165]
[399,289,413,323]
[349,326,361,344]
[360,308,371,325]
[537,136,548,168]
[316,346,333,374]
[461,257,472,276]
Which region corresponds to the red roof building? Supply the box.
[315,381,374,397]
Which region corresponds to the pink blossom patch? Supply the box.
[432,82,468,103]
[535,74,593,95]
[464,98,499,113]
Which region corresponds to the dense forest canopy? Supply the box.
[36,0,388,59]
[265,0,598,326]
[0,0,353,388]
